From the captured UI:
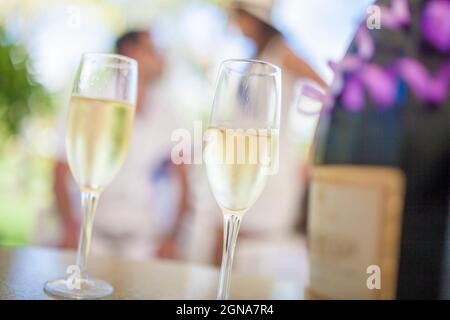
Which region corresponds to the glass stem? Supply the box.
[75,190,99,277]
[217,214,242,300]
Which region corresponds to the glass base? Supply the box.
[44,276,113,300]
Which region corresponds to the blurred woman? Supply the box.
[230,0,326,87]
[213,0,326,279]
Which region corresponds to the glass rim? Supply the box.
[82,52,137,67]
[221,58,281,77]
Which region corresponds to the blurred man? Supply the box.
[54,31,189,259]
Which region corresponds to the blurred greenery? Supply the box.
[0,149,53,246]
[0,27,53,145]
[0,25,54,247]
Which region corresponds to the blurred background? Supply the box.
[0,0,373,288]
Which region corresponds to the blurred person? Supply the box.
[211,0,326,278]
[230,0,326,87]
[53,30,189,259]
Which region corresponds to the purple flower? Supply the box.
[361,63,398,109]
[380,0,411,29]
[341,74,365,112]
[422,0,450,53]
[356,26,375,60]
[394,58,450,105]
[322,0,450,114]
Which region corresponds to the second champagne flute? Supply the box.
[204,59,281,300]
[44,53,138,299]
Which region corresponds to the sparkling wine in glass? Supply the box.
[204,59,281,300]
[44,53,137,299]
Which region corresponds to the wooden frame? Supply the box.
[307,166,405,299]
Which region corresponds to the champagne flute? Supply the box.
[44,53,137,299]
[204,59,281,300]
